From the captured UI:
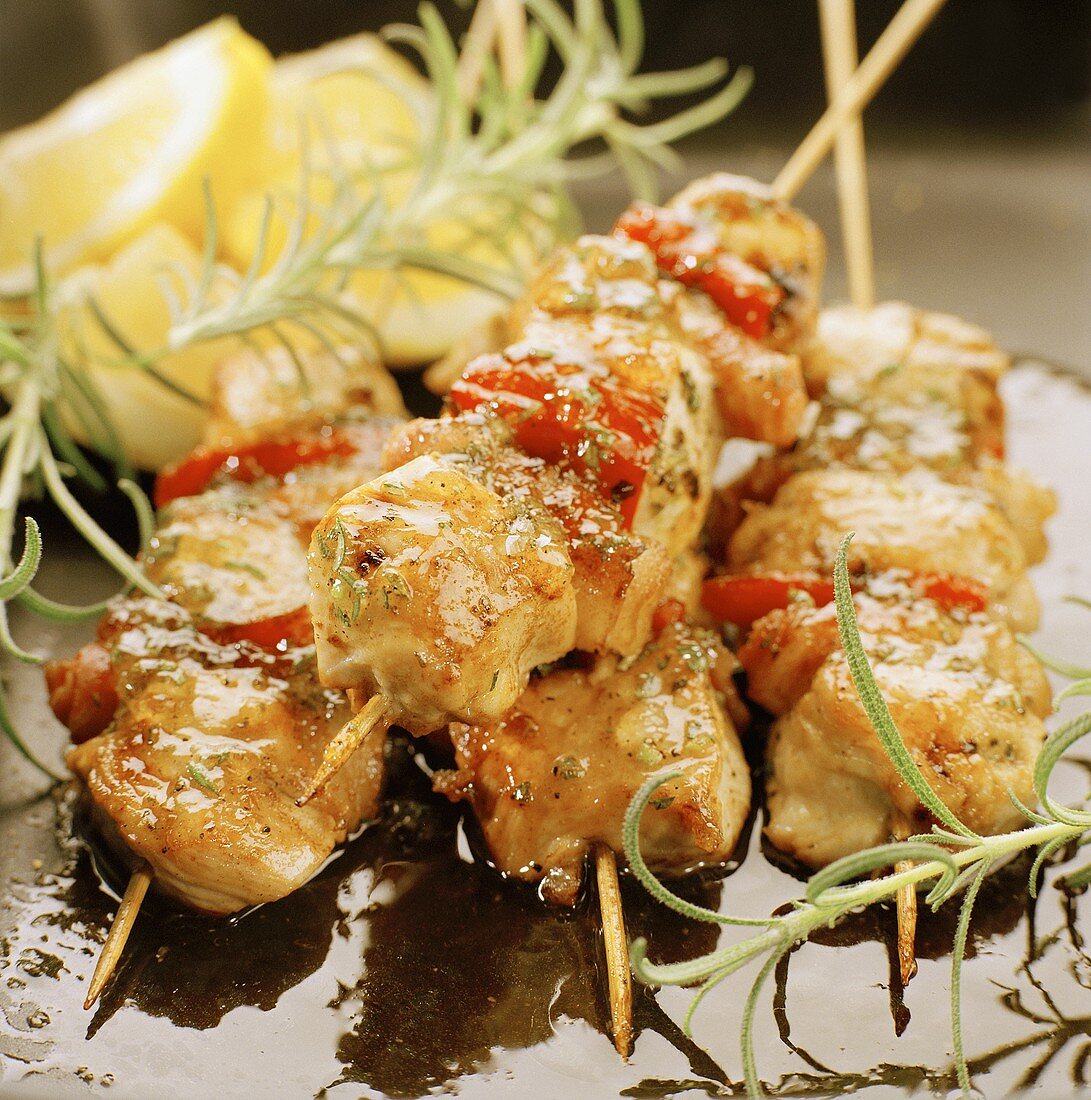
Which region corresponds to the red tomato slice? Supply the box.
[614,202,785,339]
[155,431,357,508]
[449,353,666,528]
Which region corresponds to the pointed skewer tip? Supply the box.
[895,858,918,988]
[296,693,393,806]
[595,843,634,1060]
[84,863,153,1010]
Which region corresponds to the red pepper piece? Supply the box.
[702,569,989,629]
[614,201,784,339]
[913,572,989,614]
[701,572,836,629]
[450,353,666,528]
[155,431,357,508]
[651,598,687,633]
[202,607,315,651]
[45,643,118,743]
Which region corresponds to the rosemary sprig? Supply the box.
[624,535,1091,1099]
[0,255,162,778]
[118,0,755,360]
[0,0,752,777]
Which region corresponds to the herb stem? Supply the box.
[37,442,164,600]
[0,376,44,573]
[0,376,46,663]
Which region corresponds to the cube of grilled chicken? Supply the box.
[728,469,1040,631]
[804,302,1008,401]
[146,414,399,648]
[309,450,579,735]
[143,492,313,647]
[434,623,751,905]
[765,303,1055,566]
[794,321,1005,474]
[57,599,381,915]
[667,173,826,353]
[382,414,672,659]
[205,344,406,448]
[976,463,1055,568]
[462,236,721,558]
[751,415,1055,571]
[662,280,810,448]
[739,594,1050,867]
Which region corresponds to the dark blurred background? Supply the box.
[1,1,1089,365]
[3,1,1089,134]
[2,1,1089,133]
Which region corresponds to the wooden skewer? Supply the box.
[895,858,919,986]
[818,0,876,309]
[457,0,500,102]
[595,842,634,1059]
[492,0,529,92]
[296,691,394,805]
[303,701,637,1055]
[892,817,918,987]
[817,0,912,979]
[772,0,948,201]
[84,861,152,1010]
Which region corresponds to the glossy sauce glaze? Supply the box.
[2,363,1091,1098]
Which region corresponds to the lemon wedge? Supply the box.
[0,18,272,295]
[222,34,428,269]
[266,33,430,178]
[55,224,234,470]
[223,34,532,367]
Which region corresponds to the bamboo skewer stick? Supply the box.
[456,0,500,103]
[84,862,152,1010]
[595,842,634,1059]
[895,858,919,986]
[773,0,948,201]
[891,816,919,986]
[493,0,529,92]
[296,692,394,805]
[818,0,876,309]
[816,0,915,979]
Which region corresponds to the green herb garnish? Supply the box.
[186,762,222,797]
[0,0,753,776]
[624,534,1091,1098]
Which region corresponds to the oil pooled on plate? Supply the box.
[2,363,1091,1099]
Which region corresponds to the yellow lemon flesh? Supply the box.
[0,18,271,295]
[223,34,530,367]
[223,34,429,269]
[56,224,234,470]
[265,33,430,178]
